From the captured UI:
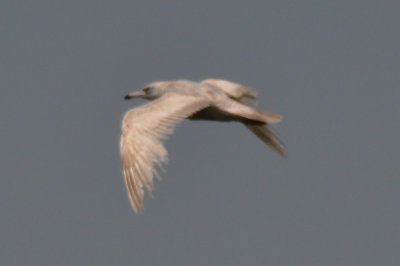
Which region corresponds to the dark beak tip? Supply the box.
[124,94,131,100]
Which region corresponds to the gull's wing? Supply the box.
[245,124,286,157]
[202,80,285,156]
[121,93,209,213]
[201,79,257,100]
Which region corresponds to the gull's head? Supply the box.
[124,81,168,101]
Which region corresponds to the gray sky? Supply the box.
[2,1,400,265]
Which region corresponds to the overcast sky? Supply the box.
[2,1,400,265]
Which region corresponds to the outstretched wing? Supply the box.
[202,79,285,156]
[121,93,209,212]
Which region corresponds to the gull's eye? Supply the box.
[142,87,150,93]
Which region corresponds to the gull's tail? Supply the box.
[245,124,286,157]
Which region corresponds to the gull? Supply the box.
[121,79,285,212]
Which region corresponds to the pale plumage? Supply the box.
[121,79,285,212]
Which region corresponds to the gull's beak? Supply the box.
[124,91,146,100]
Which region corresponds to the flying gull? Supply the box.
[121,79,285,212]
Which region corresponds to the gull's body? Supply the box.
[121,79,285,212]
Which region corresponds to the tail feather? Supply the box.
[260,112,282,124]
[219,101,283,125]
[245,124,286,157]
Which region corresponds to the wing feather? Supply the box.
[202,79,285,155]
[121,93,209,212]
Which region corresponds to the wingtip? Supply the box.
[245,124,287,157]
[132,206,143,214]
[129,198,144,214]
[276,147,288,158]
